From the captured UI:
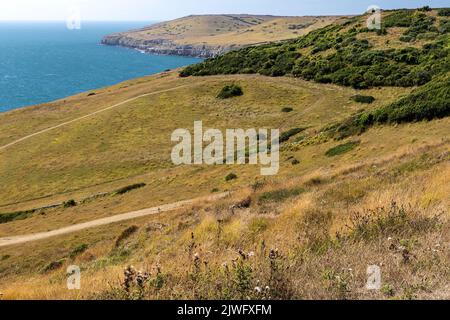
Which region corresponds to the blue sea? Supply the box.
[0,22,202,112]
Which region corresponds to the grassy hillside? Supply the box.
[102,14,344,56]
[0,9,448,300]
[181,9,450,87]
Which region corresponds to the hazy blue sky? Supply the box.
[0,0,448,21]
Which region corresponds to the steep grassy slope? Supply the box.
[181,9,450,88]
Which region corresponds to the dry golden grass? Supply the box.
[0,140,448,300]
[109,15,344,48]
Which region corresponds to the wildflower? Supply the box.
[254,286,262,293]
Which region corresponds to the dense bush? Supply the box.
[351,95,375,104]
[181,10,449,90]
[225,173,238,181]
[0,210,35,224]
[115,183,146,195]
[280,128,305,142]
[328,74,450,139]
[383,10,415,27]
[63,199,77,208]
[281,107,294,113]
[217,84,244,99]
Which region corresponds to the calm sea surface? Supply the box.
[0,21,201,112]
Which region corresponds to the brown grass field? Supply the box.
[105,14,345,48]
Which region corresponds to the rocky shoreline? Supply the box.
[101,34,237,58]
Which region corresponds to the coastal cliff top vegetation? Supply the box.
[104,14,344,47]
[181,8,450,88]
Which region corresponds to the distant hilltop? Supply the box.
[101,14,345,58]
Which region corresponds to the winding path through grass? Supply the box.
[0,192,230,247]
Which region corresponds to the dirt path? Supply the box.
[0,85,189,152]
[0,192,230,247]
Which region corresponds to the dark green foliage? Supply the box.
[439,19,450,33]
[419,6,432,12]
[258,187,305,203]
[181,10,449,89]
[280,128,305,142]
[400,12,437,42]
[438,8,450,16]
[115,183,146,195]
[328,74,450,139]
[281,107,294,113]
[291,159,300,165]
[41,259,66,273]
[351,95,375,104]
[63,199,77,208]
[70,244,89,259]
[217,84,244,99]
[225,173,238,181]
[115,226,139,247]
[383,10,415,27]
[0,209,35,224]
[371,73,450,123]
[325,141,360,157]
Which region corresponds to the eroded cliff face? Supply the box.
[101,34,236,58]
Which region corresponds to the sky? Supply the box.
[0,0,448,21]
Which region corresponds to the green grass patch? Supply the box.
[114,183,146,195]
[217,84,244,99]
[225,173,238,181]
[280,127,306,143]
[0,209,36,224]
[325,141,360,157]
[258,187,305,203]
[351,95,375,104]
[69,244,89,259]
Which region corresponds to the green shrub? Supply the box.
[0,210,35,224]
[258,187,305,203]
[325,141,360,157]
[180,10,449,91]
[225,173,238,181]
[280,128,305,142]
[328,74,450,139]
[383,10,415,28]
[69,244,89,259]
[115,226,139,247]
[438,8,450,16]
[1,255,11,261]
[41,259,66,273]
[63,199,77,208]
[217,84,244,99]
[115,183,146,195]
[351,95,375,104]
